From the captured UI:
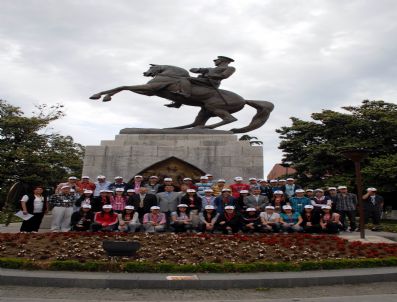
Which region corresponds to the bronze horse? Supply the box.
[90,64,274,133]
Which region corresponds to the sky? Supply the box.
[1,0,396,177]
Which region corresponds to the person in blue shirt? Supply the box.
[279,205,303,233]
[288,189,312,213]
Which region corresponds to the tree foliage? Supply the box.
[0,99,85,208]
[276,100,397,192]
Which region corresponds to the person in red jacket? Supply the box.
[92,204,118,232]
[229,177,250,199]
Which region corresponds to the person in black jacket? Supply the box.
[20,186,48,232]
[128,187,158,221]
[300,205,321,233]
[215,205,242,234]
[71,204,94,231]
[241,208,263,233]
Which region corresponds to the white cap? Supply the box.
[367,187,377,192]
[106,189,114,193]
[200,176,209,180]
[61,185,70,190]
[205,174,213,177]
[70,189,75,193]
[97,175,106,179]
[204,189,214,193]
[337,186,347,190]
[222,188,231,192]
[102,204,112,209]
[217,179,226,182]
[265,205,275,210]
[134,175,143,178]
[150,206,160,210]
[315,188,324,192]
[234,176,243,181]
[259,179,267,183]
[328,187,337,191]
[68,176,77,180]
[205,205,215,210]
[273,190,284,195]
[270,179,278,183]
[322,205,331,210]
[239,190,249,194]
[82,176,90,179]
[177,204,189,208]
[279,179,286,182]
[149,175,158,179]
[82,204,91,209]
[126,189,135,193]
[99,190,107,193]
[183,178,192,181]
[304,205,314,209]
[282,205,292,210]
[246,207,257,212]
[224,205,235,210]
[164,178,173,182]
[295,189,305,193]
[249,177,257,181]
[125,205,135,210]
[187,189,196,193]
[83,190,93,194]
[115,188,124,192]
[306,189,314,192]
[286,178,294,181]
[114,176,123,179]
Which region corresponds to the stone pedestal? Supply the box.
[82,129,263,182]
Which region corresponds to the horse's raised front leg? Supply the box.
[89,84,155,102]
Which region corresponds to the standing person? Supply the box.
[195,176,212,196]
[128,187,158,221]
[157,177,180,193]
[288,189,312,214]
[362,187,384,231]
[142,206,166,232]
[326,187,338,210]
[200,188,216,211]
[279,205,303,233]
[79,176,96,193]
[270,190,286,213]
[108,176,128,192]
[281,178,301,199]
[214,188,236,214]
[244,187,269,212]
[269,179,282,192]
[335,186,358,232]
[199,205,219,233]
[19,186,48,233]
[110,188,127,213]
[180,189,202,228]
[92,204,118,232]
[230,177,250,199]
[156,184,180,226]
[49,185,78,232]
[76,190,95,208]
[182,178,198,190]
[126,175,145,192]
[118,205,141,232]
[311,189,332,211]
[236,190,250,212]
[92,190,111,212]
[70,204,94,232]
[93,175,111,197]
[211,179,229,196]
[215,205,242,234]
[145,176,161,194]
[259,179,272,200]
[170,204,192,233]
[260,205,280,233]
[248,178,259,191]
[55,176,81,194]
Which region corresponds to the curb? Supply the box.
[1,267,397,289]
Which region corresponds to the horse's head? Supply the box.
[143,64,189,78]
[143,64,163,77]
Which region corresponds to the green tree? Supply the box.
[276,100,397,192]
[0,99,85,210]
[239,134,263,145]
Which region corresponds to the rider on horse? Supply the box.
[167,56,236,108]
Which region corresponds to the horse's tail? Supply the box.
[230,100,274,133]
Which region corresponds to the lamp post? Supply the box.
[340,148,368,239]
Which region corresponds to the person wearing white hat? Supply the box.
[182,177,198,191]
[269,179,282,193]
[180,188,202,228]
[279,205,303,233]
[55,176,82,195]
[215,205,242,234]
[79,176,96,194]
[270,190,286,213]
[109,176,127,192]
[92,204,119,232]
[230,177,250,199]
[311,189,332,210]
[195,176,213,197]
[319,205,343,234]
[244,187,269,212]
[144,176,161,194]
[241,208,262,233]
[248,177,258,190]
[156,184,180,228]
[49,185,78,232]
[335,186,358,232]
[129,187,158,221]
[362,187,384,231]
[326,187,338,206]
[214,188,237,214]
[170,204,192,232]
[76,189,95,209]
[71,204,94,232]
[305,189,314,199]
[111,188,127,213]
[288,189,312,214]
[93,175,111,197]
[118,205,141,232]
[281,178,301,199]
[260,205,281,233]
[199,205,219,233]
[200,188,216,211]
[142,206,166,232]
[211,179,229,196]
[157,177,180,193]
[300,205,321,233]
[125,175,146,193]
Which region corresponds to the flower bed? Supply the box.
[0,233,396,272]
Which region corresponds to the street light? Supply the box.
[340,148,369,239]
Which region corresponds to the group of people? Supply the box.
[19,175,384,235]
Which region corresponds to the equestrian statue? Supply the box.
[90,56,274,133]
